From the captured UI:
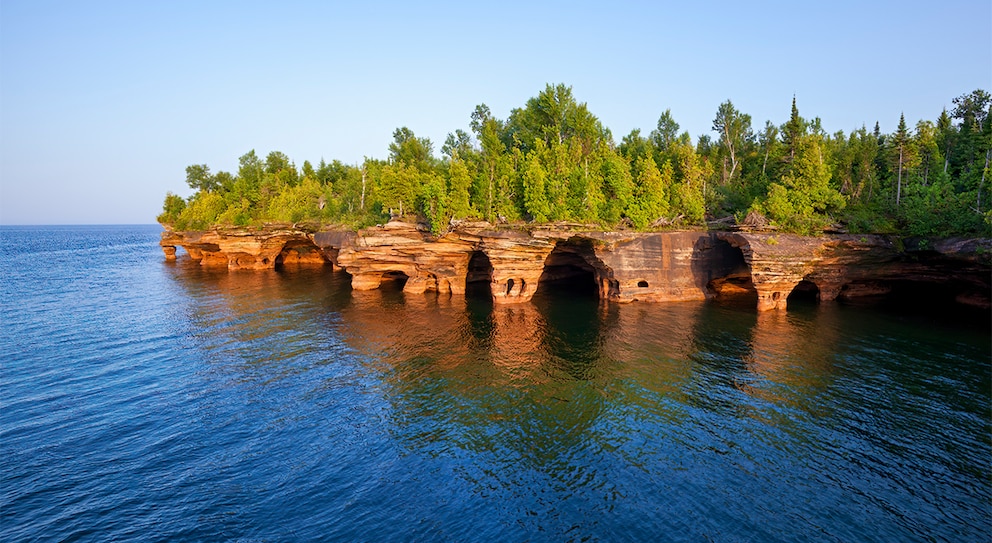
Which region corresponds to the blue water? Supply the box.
[1,225,989,542]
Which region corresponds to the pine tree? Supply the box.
[782,96,806,163]
[892,113,909,206]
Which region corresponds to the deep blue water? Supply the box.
[1,224,989,542]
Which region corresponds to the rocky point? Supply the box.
[160,221,991,311]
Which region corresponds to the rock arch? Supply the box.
[466,251,495,299]
[535,237,615,300]
[275,238,329,268]
[787,280,820,307]
[379,270,410,290]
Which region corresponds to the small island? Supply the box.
[159,85,991,311]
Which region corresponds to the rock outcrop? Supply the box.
[161,222,991,311]
[160,226,333,270]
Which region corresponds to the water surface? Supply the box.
[1,225,989,542]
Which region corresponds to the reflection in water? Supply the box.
[161,261,991,542]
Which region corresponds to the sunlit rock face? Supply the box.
[160,227,331,271]
[328,222,743,305]
[716,233,992,311]
[162,222,991,311]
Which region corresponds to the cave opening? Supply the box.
[701,239,756,302]
[841,279,985,310]
[535,238,602,299]
[465,251,494,300]
[379,270,410,291]
[275,239,328,269]
[787,280,820,308]
[836,278,991,330]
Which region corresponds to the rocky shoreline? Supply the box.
[160,222,991,311]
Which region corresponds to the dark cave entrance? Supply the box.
[703,239,756,302]
[379,270,410,291]
[535,238,604,299]
[787,280,820,308]
[465,251,494,300]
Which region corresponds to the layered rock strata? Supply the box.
[161,222,991,311]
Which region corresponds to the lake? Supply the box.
[1,225,989,542]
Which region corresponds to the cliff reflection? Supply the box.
[164,260,352,353]
[742,305,840,407]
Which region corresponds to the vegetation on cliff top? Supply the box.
[159,85,992,237]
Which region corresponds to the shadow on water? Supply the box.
[838,280,992,334]
[530,288,618,381]
[159,252,992,542]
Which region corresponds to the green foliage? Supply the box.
[761,183,795,223]
[597,146,634,224]
[446,156,473,219]
[176,191,227,230]
[185,164,218,192]
[378,162,422,217]
[651,109,680,153]
[669,141,708,224]
[157,192,186,225]
[780,135,846,216]
[843,203,898,234]
[626,156,669,228]
[506,83,606,154]
[157,85,990,239]
[523,148,550,222]
[266,176,329,223]
[418,173,449,235]
[389,127,435,170]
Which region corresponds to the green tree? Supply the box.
[505,83,605,154]
[619,129,652,164]
[626,155,670,228]
[670,141,709,224]
[471,104,512,221]
[774,134,845,232]
[712,100,753,185]
[185,164,218,192]
[890,113,919,206]
[758,121,780,178]
[913,120,941,186]
[419,173,449,234]
[597,145,634,225]
[650,109,681,154]
[447,154,473,219]
[442,129,474,159]
[781,96,806,163]
[157,192,187,225]
[950,89,992,211]
[389,127,435,170]
[523,147,550,222]
[378,162,422,217]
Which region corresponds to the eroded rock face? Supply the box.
[716,233,992,310]
[161,223,991,311]
[160,227,331,270]
[330,222,744,305]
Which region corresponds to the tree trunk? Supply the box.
[978,148,990,213]
[896,146,903,206]
[360,164,367,210]
[488,162,494,222]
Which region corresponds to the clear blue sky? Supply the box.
[1,0,989,224]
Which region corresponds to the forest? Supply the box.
[158,85,992,238]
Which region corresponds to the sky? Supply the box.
[1,0,989,225]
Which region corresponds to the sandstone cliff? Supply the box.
[161,222,991,311]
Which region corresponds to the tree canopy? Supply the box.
[159,84,992,238]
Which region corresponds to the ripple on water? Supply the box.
[0,226,989,542]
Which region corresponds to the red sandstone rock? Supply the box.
[161,223,991,311]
